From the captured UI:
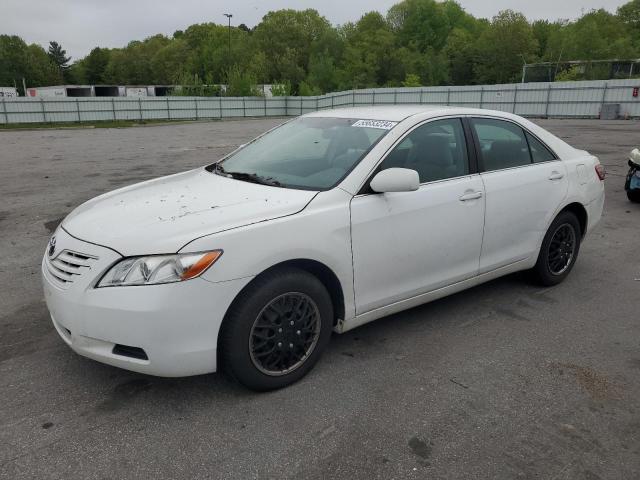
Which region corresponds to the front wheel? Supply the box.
[531,211,582,286]
[219,268,333,391]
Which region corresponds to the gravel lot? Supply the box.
[1,117,639,480]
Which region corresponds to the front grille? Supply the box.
[46,249,97,286]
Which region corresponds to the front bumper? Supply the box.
[42,227,252,377]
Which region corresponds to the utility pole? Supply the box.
[224,13,233,63]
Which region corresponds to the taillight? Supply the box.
[595,164,605,181]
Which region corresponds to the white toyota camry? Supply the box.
[42,106,605,390]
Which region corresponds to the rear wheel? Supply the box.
[531,211,581,286]
[627,190,640,203]
[219,268,333,391]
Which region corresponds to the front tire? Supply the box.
[627,190,640,203]
[219,268,333,391]
[531,211,581,286]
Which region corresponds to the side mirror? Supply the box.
[630,148,640,167]
[370,168,420,193]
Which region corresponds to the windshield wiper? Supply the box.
[227,172,282,187]
[213,164,281,187]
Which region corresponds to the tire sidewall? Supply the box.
[627,190,640,203]
[221,268,333,391]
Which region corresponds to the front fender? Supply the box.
[179,189,356,321]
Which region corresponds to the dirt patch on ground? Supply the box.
[550,362,622,401]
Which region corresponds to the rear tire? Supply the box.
[627,190,640,203]
[531,211,581,287]
[219,267,333,391]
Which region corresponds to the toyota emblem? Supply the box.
[48,236,57,257]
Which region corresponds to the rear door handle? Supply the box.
[459,191,483,202]
[548,171,564,181]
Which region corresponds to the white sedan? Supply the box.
[42,106,605,390]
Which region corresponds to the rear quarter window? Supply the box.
[526,132,557,163]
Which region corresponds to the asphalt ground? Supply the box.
[0,117,639,480]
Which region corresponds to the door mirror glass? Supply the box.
[370,168,420,193]
[630,148,640,166]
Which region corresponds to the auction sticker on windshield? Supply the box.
[352,120,398,130]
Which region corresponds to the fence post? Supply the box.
[512,84,518,114]
[331,94,335,109]
[165,97,170,120]
[219,96,223,119]
[40,97,47,123]
[316,96,319,112]
[352,90,355,106]
[600,82,608,118]
[544,83,551,118]
[1,98,7,124]
[479,86,484,109]
[420,89,424,104]
[264,95,267,116]
[242,97,246,117]
[138,97,143,121]
[300,97,303,115]
[111,97,116,121]
[76,98,81,122]
[194,97,199,120]
[446,88,451,106]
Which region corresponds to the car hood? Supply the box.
[62,168,317,256]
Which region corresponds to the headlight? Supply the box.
[97,250,222,287]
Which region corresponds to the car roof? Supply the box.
[303,105,511,122]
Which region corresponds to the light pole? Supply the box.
[224,13,233,62]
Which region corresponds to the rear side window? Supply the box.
[471,118,531,171]
[526,132,556,163]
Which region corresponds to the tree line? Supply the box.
[1,0,640,96]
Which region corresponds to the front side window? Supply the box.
[212,117,392,190]
[472,118,531,171]
[378,118,469,183]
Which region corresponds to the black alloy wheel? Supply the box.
[249,293,321,376]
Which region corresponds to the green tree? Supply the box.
[0,35,62,93]
[225,66,261,96]
[270,81,292,96]
[387,0,451,52]
[252,9,333,87]
[443,28,477,85]
[618,0,640,32]
[474,10,538,84]
[80,47,111,84]
[48,41,71,76]
[337,12,406,89]
[554,9,637,60]
[402,73,421,87]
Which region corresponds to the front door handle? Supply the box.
[548,171,564,181]
[459,191,483,202]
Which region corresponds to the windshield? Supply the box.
[211,117,395,190]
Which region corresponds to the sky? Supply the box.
[0,0,629,60]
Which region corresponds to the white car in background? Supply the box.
[42,106,605,390]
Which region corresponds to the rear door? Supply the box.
[469,117,568,273]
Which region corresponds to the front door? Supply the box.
[350,118,485,315]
